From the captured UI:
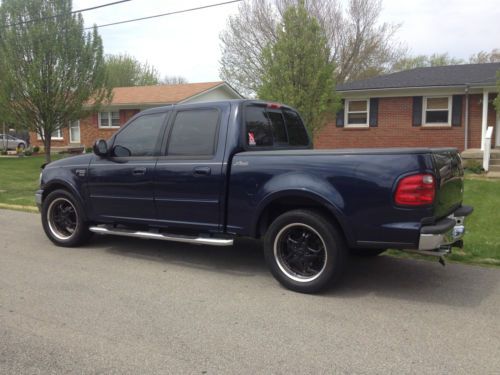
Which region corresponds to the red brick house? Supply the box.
[316,63,499,156]
[30,81,242,149]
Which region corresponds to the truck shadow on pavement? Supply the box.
[87,235,498,308]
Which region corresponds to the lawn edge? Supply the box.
[0,203,38,213]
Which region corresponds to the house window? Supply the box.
[345,99,369,127]
[69,120,80,143]
[99,111,120,128]
[423,96,451,126]
[38,128,63,140]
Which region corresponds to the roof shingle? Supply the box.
[108,81,225,105]
[337,62,500,91]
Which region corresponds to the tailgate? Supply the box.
[432,148,464,218]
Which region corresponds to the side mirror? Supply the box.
[93,139,108,156]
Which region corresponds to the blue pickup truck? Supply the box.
[36,100,472,293]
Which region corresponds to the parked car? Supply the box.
[36,100,473,293]
[0,134,27,150]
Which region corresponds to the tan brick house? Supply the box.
[316,63,499,155]
[30,81,242,149]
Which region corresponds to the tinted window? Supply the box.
[268,111,288,144]
[168,109,219,156]
[283,109,309,146]
[113,113,167,157]
[245,106,273,147]
[245,105,309,147]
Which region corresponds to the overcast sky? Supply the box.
[73,0,500,83]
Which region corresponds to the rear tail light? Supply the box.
[394,174,435,206]
[267,103,282,109]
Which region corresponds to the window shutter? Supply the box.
[369,98,379,127]
[412,96,423,127]
[451,95,462,127]
[336,99,345,127]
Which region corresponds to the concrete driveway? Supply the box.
[1,210,499,374]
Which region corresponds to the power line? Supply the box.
[84,0,243,30]
[2,0,132,29]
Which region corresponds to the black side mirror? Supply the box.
[93,139,108,156]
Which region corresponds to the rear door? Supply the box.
[154,103,229,231]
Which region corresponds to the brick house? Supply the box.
[316,63,499,156]
[30,81,242,149]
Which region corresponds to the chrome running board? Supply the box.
[89,226,234,246]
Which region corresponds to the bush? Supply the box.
[85,147,93,153]
[0,149,7,156]
[24,150,33,156]
[464,159,483,174]
[33,146,40,153]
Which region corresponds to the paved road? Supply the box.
[1,210,499,374]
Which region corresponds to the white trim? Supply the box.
[179,83,244,104]
[481,91,489,150]
[98,111,120,129]
[69,120,81,144]
[422,96,452,127]
[345,99,370,127]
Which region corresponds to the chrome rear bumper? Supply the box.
[417,205,473,254]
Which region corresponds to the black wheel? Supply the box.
[263,209,347,293]
[350,248,386,257]
[41,189,92,247]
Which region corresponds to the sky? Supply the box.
[73,0,500,83]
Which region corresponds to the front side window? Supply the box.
[346,99,369,127]
[167,109,220,156]
[245,105,309,147]
[112,113,167,157]
[99,111,120,128]
[424,96,451,125]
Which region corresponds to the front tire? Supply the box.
[41,189,92,247]
[263,210,347,293]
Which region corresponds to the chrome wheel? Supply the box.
[273,223,327,283]
[47,197,78,240]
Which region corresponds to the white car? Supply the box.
[0,134,27,150]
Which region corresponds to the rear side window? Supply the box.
[245,105,309,147]
[168,109,219,156]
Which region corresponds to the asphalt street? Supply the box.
[1,209,499,374]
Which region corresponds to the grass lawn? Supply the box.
[0,155,62,207]
[0,155,499,266]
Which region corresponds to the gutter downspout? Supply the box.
[464,85,469,150]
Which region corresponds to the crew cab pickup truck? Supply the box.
[36,100,473,293]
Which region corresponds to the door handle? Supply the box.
[193,166,211,176]
[133,167,147,176]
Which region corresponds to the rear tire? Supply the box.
[263,209,347,293]
[41,189,92,247]
[350,248,386,257]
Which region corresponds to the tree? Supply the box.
[0,0,110,162]
[257,2,338,137]
[104,53,160,87]
[220,0,404,96]
[161,75,188,85]
[469,49,500,64]
[495,72,500,112]
[391,53,465,72]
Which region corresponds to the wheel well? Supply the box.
[256,196,345,239]
[42,183,71,201]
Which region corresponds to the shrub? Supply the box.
[464,159,483,174]
[33,146,40,153]
[24,150,33,156]
[0,149,7,156]
[85,147,93,153]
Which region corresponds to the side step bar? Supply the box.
[89,226,234,246]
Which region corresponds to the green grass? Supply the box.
[0,155,499,266]
[0,155,62,206]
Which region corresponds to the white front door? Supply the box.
[69,120,80,144]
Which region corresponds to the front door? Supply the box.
[154,105,228,231]
[88,111,169,222]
